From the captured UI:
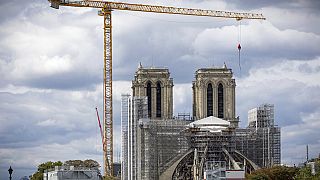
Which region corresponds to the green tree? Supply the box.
[30,161,63,180]
[247,173,270,180]
[64,160,84,167]
[295,159,320,179]
[63,159,100,168]
[103,176,120,180]
[30,159,100,180]
[247,166,299,180]
[83,159,101,168]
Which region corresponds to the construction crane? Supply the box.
[95,107,104,147]
[95,107,111,173]
[48,0,265,177]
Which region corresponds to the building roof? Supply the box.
[187,116,230,132]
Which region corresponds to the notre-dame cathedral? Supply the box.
[123,63,280,180]
[132,63,238,127]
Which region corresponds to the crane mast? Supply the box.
[49,0,265,177]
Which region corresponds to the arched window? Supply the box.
[207,83,213,117]
[218,83,224,118]
[146,82,152,118]
[156,82,161,118]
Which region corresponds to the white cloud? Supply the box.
[262,6,320,34]
[236,58,320,165]
[0,137,104,176]
[193,21,320,60]
[239,58,320,87]
[281,110,320,165]
[0,2,102,89]
[237,58,320,125]
[173,83,192,114]
[1,0,320,178]
[12,55,72,79]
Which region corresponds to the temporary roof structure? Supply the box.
[187,116,230,132]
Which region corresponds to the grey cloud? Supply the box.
[20,72,100,90]
[0,0,103,90]
[1,0,320,178]
[227,0,320,11]
[237,77,320,127]
[0,90,99,146]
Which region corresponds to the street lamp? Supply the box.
[8,166,13,180]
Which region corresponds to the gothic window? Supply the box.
[156,82,161,118]
[207,83,213,117]
[146,82,152,118]
[218,83,224,118]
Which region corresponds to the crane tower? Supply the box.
[48,0,265,177]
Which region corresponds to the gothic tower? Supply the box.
[192,64,238,127]
[132,63,173,119]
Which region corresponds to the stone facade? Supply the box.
[192,65,238,127]
[132,64,173,119]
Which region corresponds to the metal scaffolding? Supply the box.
[236,104,281,168]
[121,95,148,180]
[121,94,130,180]
[122,100,281,179]
[235,127,281,168]
[137,119,190,180]
[172,129,240,180]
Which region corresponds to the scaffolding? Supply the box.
[132,96,148,180]
[122,100,281,179]
[121,95,148,180]
[120,94,130,180]
[177,113,192,121]
[235,127,280,168]
[248,104,274,129]
[171,129,239,179]
[137,119,190,180]
[236,104,280,168]
[134,118,266,179]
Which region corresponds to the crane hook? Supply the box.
[238,43,241,71]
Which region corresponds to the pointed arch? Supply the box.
[207,83,213,117]
[156,81,162,118]
[146,81,152,118]
[218,83,224,118]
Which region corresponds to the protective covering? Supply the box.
[187,116,230,132]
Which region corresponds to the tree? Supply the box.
[30,161,63,180]
[246,166,299,180]
[83,159,101,168]
[30,159,101,180]
[63,159,100,168]
[295,159,320,179]
[64,160,84,167]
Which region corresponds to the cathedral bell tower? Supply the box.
[192,64,238,127]
[132,63,173,119]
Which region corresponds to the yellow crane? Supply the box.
[48,0,265,177]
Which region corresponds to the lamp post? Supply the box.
[8,166,13,180]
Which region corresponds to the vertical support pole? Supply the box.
[99,7,113,177]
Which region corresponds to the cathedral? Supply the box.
[131,63,238,126]
[122,63,280,180]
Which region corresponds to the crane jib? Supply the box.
[49,0,266,20]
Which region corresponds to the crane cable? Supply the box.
[237,21,242,72]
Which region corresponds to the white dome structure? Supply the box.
[187,116,230,132]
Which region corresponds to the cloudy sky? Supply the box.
[1,0,320,179]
